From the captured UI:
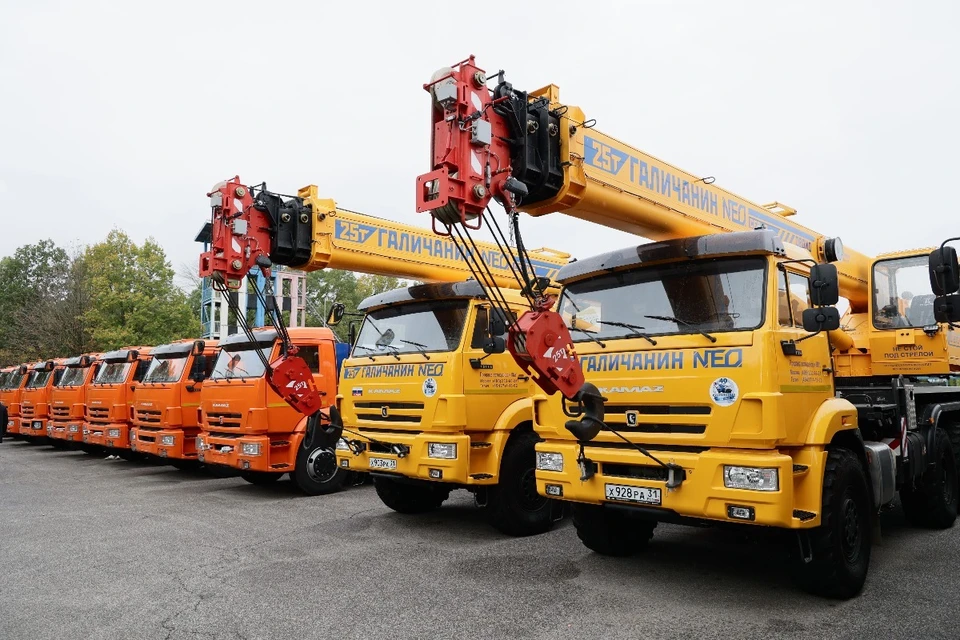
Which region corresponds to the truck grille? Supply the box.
[52,407,70,418]
[602,403,709,435]
[354,401,423,425]
[88,407,110,421]
[603,463,672,482]
[136,409,162,424]
[21,406,35,418]
[206,412,242,428]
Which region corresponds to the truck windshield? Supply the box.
[873,255,937,329]
[143,356,188,383]
[211,342,274,380]
[95,362,132,385]
[57,367,88,387]
[560,257,767,341]
[27,371,53,388]
[0,372,15,389]
[352,300,469,357]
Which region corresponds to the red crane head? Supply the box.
[199,176,272,289]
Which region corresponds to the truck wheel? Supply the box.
[900,427,959,529]
[373,476,449,514]
[485,430,554,536]
[293,444,345,496]
[572,503,656,556]
[240,471,284,485]
[792,448,871,599]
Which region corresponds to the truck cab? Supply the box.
[49,354,100,447]
[20,360,64,441]
[0,365,28,439]
[131,339,218,468]
[83,347,152,456]
[197,327,342,494]
[530,229,960,598]
[335,280,562,536]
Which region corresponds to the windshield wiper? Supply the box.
[354,345,400,361]
[601,321,658,345]
[567,324,606,349]
[643,315,717,343]
[352,345,379,361]
[396,339,431,360]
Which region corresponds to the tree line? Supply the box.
[0,231,405,364]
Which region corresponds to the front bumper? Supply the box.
[534,442,817,529]
[135,428,196,460]
[83,423,105,446]
[336,432,476,484]
[198,433,290,472]
[7,417,21,435]
[20,419,47,438]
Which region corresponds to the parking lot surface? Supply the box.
[2,440,959,639]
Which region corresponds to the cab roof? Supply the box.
[557,230,786,284]
[219,326,334,347]
[359,280,529,312]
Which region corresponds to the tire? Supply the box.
[792,448,871,599]
[373,476,449,514]
[572,503,657,556]
[240,471,284,485]
[900,427,959,529]
[293,443,346,496]
[485,430,554,536]
[0,405,7,443]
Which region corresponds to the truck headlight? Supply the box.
[107,428,120,438]
[240,442,261,456]
[161,435,176,446]
[427,442,457,459]
[196,436,205,450]
[535,452,564,472]
[69,425,79,433]
[335,438,350,451]
[723,466,779,492]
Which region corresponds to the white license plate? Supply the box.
[605,483,661,505]
[369,457,397,471]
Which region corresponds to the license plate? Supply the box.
[605,483,661,505]
[369,457,397,471]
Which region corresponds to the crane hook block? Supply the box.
[508,308,585,399]
[268,355,325,416]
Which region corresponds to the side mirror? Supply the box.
[327,303,346,327]
[190,355,208,382]
[802,307,841,333]
[809,263,839,306]
[934,294,960,324]
[483,336,506,355]
[489,313,506,337]
[929,245,960,296]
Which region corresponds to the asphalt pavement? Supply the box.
[2,439,958,639]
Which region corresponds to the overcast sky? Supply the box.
[2,0,957,287]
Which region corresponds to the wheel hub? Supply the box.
[841,494,862,563]
[518,467,547,511]
[306,448,338,484]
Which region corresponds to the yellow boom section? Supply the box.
[521,86,871,311]
[297,185,570,287]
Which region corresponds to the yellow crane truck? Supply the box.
[414,56,960,597]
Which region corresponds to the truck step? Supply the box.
[470,442,492,448]
[792,464,809,475]
[793,509,816,521]
[470,473,493,480]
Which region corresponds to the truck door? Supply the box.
[462,305,528,433]
[775,268,834,437]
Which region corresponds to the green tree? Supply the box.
[302,271,406,341]
[83,230,198,349]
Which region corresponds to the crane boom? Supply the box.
[201,178,569,290]
[416,56,869,311]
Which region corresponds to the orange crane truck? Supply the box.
[83,347,152,459]
[196,178,568,497]
[130,339,218,469]
[49,354,100,448]
[416,56,960,597]
[19,360,64,443]
[0,365,28,441]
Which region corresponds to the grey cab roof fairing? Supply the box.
[219,328,279,348]
[557,230,786,284]
[358,280,486,312]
